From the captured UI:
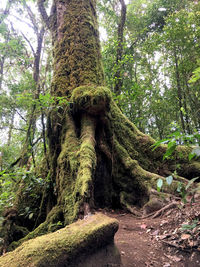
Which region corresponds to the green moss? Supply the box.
[57,114,79,175]
[54,113,97,225]
[109,101,158,170]
[51,0,104,95]
[0,213,118,267]
[176,145,192,160]
[72,114,96,209]
[71,85,112,115]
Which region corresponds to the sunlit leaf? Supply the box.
[166,175,173,185]
[157,178,163,192]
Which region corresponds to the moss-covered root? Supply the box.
[110,101,200,179]
[75,114,97,213]
[8,206,64,251]
[113,139,188,211]
[0,213,119,267]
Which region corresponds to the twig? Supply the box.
[161,240,192,253]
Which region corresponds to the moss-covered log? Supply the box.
[1,0,200,256]
[0,213,120,267]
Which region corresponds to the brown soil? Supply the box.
[100,200,200,267]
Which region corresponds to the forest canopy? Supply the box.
[0,0,200,169]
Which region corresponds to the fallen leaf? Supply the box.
[165,254,182,262]
[140,224,147,229]
[151,230,159,236]
[189,240,195,247]
[181,234,191,240]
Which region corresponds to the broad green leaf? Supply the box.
[151,139,169,151]
[166,175,173,185]
[157,178,163,192]
[163,143,176,159]
[185,177,199,191]
[189,153,195,161]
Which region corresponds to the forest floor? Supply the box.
[101,198,200,267]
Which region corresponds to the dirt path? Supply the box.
[105,210,200,267]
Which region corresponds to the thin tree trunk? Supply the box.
[18,26,45,167]
[174,48,186,133]
[7,111,15,146]
[0,56,5,90]
[185,79,200,130]
[114,0,127,95]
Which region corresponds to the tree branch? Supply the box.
[0,0,13,24]
[20,31,35,56]
[37,0,50,29]
[24,2,39,34]
[14,108,27,122]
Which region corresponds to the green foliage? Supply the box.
[0,168,44,215]
[157,175,173,192]
[153,130,200,160]
[189,66,200,83]
[181,219,200,232]
[16,92,69,112]
[100,0,200,138]
[153,129,200,202]
[157,175,199,203]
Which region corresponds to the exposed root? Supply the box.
[114,139,168,192]
[141,202,178,219]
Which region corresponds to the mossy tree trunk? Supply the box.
[37,0,200,223]
[2,0,200,251]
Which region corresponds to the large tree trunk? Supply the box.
[37,0,200,224]
[1,0,200,253]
